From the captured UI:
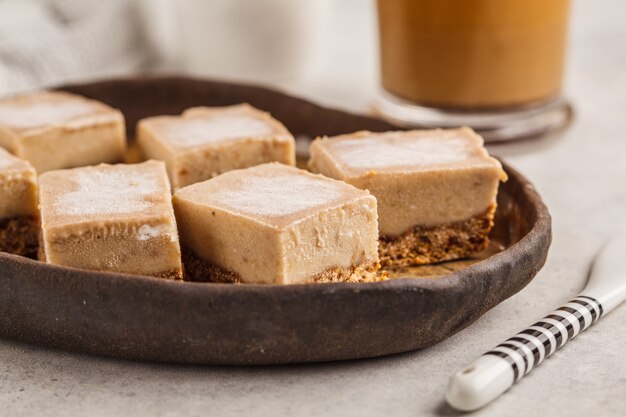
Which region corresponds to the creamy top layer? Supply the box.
[39,161,174,227]
[175,163,370,228]
[142,104,290,151]
[313,128,502,177]
[157,115,274,148]
[0,91,115,131]
[213,174,344,217]
[53,169,158,217]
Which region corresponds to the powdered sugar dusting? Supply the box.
[328,135,470,171]
[0,100,96,129]
[54,169,160,216]
[161,115,273,148]
[213,173,343,217]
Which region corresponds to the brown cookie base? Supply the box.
[379,205,496,268]
[306,261,383,284]
[183,247,382,284]
[182,249,242,283]
[0,216,39,259]
[154,269,184,281]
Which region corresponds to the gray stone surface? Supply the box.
[1,0,625,416]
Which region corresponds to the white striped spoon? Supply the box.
[446,235,626,411]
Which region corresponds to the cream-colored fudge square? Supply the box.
[309,128,507,237]
[38,161,182,279]
[137,104,295,190]
[0,148,39,256]
[0,147,37,220]
[309,128,508,267]
[0,91,126,173]
[173,163,380,284]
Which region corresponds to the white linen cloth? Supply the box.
[0,0,166,95]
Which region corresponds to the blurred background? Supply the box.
[0,0,362,107]
[0,0,609,118]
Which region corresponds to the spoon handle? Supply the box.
[446,236,626,412]
[446,295,604,412]
[486,295,603,381]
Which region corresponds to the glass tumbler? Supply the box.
[374,0,572,142]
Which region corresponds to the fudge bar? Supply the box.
[0,148,38,257]
[137,104,295,190]
[0,91,126,173]
[309,128,507,267]
[173,163,380,284]
[38,161,182,279]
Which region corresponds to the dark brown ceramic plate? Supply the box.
[0,76,551,365]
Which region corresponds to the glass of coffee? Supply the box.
[374,0,572,142]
